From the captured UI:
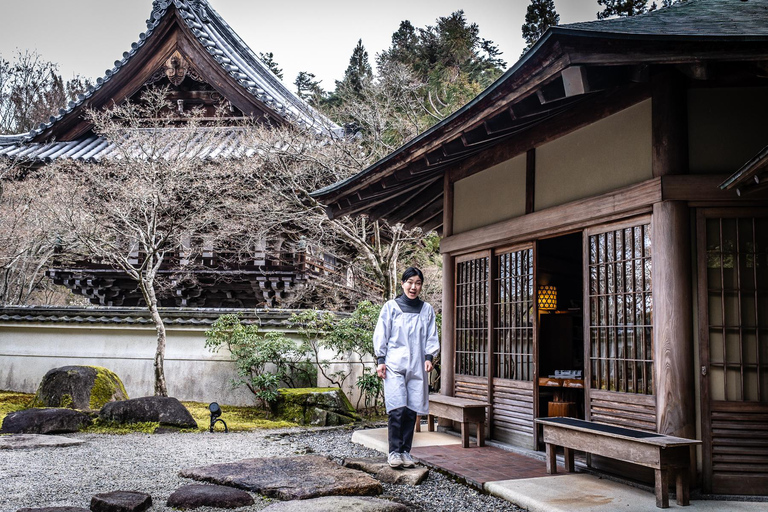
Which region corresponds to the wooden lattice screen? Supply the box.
[705,216,768,402]
[587,223,653,395]
[494,248,534,380]
[455,255,489,377]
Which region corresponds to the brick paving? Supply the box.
[411,444,562,488]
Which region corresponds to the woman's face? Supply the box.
[401,276,423,300]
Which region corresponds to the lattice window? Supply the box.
[705,217,768,402]
[588,223,653,394]
[455,255,489,377]
[494,248,534,380]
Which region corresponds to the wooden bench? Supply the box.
[535,417,701,509]
[416,394,489,448]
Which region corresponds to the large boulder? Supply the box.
[98,396,197,429]
[273,388,361,426]
[30,366,128,411]
[1,408,92,434]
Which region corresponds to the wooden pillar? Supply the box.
[441,174,455,397]
[652,201,695,440]
[652,72,688,177]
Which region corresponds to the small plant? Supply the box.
[205,314,313,411]
[356,368,383,413]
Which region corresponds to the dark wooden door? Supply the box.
[697,210,768,495]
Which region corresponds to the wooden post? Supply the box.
[652,72,688,177]
[441,174,455,398]
[652,201,695,442]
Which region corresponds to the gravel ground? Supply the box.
[0,426,525,512]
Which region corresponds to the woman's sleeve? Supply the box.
[425,304,440,359]
[373,302,391,364]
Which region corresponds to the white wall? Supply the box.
[0,316,372,407]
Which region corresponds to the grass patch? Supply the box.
[0,391,297,433]
[183,401,297,431]
[0,390,34,424]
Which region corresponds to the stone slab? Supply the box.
[0,434,86,450]
[90,491,152,512]
[485,474,768,512]
[343,457,429,485]
[179,455,382,500]
[351,427,461,455]
[261,496,410,512]
[166,484,254,509]
[1,408,92,434]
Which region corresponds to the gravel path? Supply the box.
[0,426,525,512]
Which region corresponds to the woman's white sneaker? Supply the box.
[401,452,415,468]
[388,451,403,468]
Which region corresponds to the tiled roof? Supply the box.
[557,0,768,38]
[0,127,259,163]
[6,0,337,150]
[0,305,343,327]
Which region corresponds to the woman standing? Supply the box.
[374,267,440,468]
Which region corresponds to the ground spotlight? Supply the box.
[209,402,228,433]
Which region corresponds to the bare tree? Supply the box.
[0,50,90,135]
[46,88,257,396]
[0,160,70,305]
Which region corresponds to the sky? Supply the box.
[0,0,604,92]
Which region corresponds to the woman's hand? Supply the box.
[376,363,387,379]
[424,360,433,373]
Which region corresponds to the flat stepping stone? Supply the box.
[167,484,254,509]
[262,496,410,512]
[0,434,85,450]
[179,455,382,500]
[343,457,429,485]
[90,491,152,512]
[17,508,90,512]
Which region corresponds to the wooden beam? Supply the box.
[661,174,768,202]
[441,177,661,255]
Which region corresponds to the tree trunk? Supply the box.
[142,280,168,397]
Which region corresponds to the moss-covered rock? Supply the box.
[273,387,361,426]
[30,366,128,411]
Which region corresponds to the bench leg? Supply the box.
[461,422,470,448]
[563,447,575,473]
[676,469,690,506]
[655,468,670,509]
[545,443,557,474]
[427,414,435,432]
[415,415,421,433]
[476,422,485,447]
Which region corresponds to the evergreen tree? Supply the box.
[294,71,325,106]
[521,0,560,54]
[597,0,657,19]
[257,52,283,80]
[337,40,373,95]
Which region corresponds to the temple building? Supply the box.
[0,0,367,308]
[314,0,768,496]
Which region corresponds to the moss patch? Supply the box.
[85,421,163,435]
[88,366,129,409]
[0,390,34,424]
[273,387,361,426]
[182,401,297,431]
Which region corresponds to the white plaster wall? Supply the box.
[0,322,371,407]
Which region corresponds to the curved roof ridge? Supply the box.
[18,0,338,143]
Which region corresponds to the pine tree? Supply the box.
[294,71,325,106]
[597,0,657,19]
[257,52,283,80]
[521,0,560,54]
[338,40,373,95]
